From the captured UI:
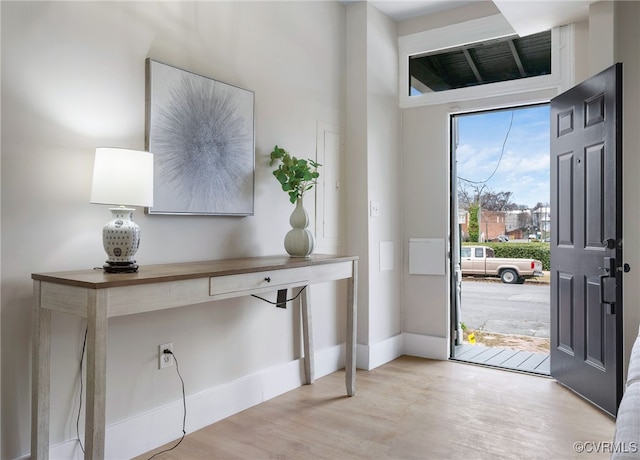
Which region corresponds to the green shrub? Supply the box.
[462,242,550,271]
[468,204,479,242]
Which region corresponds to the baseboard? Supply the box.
[356,333,450,371]
[356,334,404,371]
[402,332,450,360]
[47,344,346,460]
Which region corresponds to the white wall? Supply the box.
[401,104,450,342]
[1,2,346,458]
[397,1,500,36]
[346,2,402,369]
[366,4,402,348]
[346,2,371,348]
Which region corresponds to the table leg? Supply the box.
[346,260,358,396]
[301,285,314,384]
[32,281,51,460]
[85,290,108,459]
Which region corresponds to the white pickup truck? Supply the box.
[461,245,543,284]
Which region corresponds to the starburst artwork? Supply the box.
[145,59,255,215]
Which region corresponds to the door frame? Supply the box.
[449,102,552,360]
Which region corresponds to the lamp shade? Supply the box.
[90,148,154,207]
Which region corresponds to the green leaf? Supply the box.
[270,145,321,204]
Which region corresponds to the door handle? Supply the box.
[603,238,616,249]
[599,274,616,314]
[599,256,616,312]
[598,257,616,275]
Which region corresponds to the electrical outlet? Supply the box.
[159,342,174,369]
[370,200,380,217]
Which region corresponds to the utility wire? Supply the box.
[458,110,515,185]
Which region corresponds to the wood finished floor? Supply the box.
[137,356,614,460]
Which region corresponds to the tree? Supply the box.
[517,210,533,231]
[481,190,519,211]
[457,182,520,212]
[468,203,479,242]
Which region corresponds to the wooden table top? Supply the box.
[32,254,358,289]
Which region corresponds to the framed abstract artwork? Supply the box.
[145,59,255,215]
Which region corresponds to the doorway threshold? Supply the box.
[453,344,550,376]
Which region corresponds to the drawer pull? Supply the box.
[265,277,271,282]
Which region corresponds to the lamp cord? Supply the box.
[148,350,187,459]
[77,325,88,454]
[75,327,188,459]
[251,286,307,305]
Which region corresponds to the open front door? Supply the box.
[550,63,623,416]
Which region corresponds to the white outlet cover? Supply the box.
[370,201,380,217]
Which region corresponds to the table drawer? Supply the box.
[209,267,309,298]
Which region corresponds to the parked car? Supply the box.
[460,245,543,284]
[491,235,509,242]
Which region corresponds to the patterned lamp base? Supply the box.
[102,207,141,273]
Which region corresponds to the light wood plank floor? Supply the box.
[137,356,614,460]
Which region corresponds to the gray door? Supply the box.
[550,63,623,416]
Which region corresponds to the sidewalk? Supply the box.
[463,329,550,353]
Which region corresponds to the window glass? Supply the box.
[461,247,471,258]
[409,31,551,95]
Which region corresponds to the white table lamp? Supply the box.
[90,148,154,273]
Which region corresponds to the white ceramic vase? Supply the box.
[284,197,315,257]
[103,207,140,265]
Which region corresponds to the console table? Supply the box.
[31,254,358,459]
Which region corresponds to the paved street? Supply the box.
[460,280,550,338]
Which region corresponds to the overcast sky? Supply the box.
[455,104,550,209]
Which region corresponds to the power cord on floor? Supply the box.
[148,349,187,459]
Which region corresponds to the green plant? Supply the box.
[270,145,321,204]
[468,203,479,242]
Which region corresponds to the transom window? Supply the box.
[398,14,574,108]
[409,30,551,95]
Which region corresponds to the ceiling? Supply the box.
[368,0,593,36]
[368,0,478,21]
